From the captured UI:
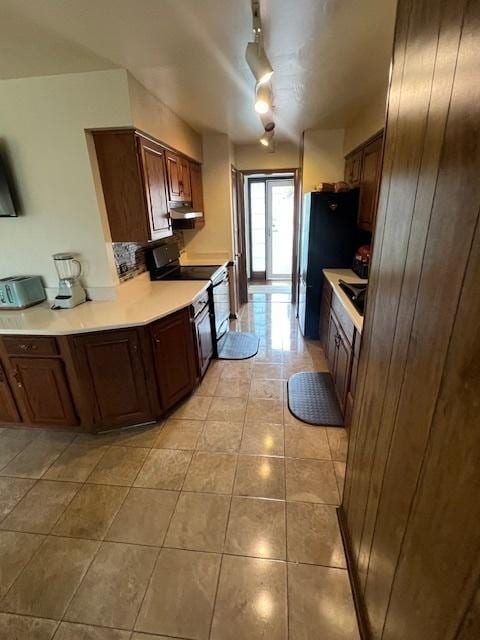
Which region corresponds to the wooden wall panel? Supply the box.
[342,0,480,637]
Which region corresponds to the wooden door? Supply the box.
[358,134,383,230]
[0,361,21,424]
[180,157,192,203]
[73,329,153,430]
[151,308,197,411]
[10,357,78,427]
[190,162,204,214]
[194,305,213,378]
[137,137,172,240]
[165,152,182,201]
[231,167,248,306]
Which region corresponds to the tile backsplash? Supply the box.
[113,231,185,282]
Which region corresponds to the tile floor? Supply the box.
[0,293,358,639]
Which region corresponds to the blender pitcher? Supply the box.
[52,252,87,308]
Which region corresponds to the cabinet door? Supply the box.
[326,312,338,374]
[319,283,332,352]
[73,330,153,430]
[180,157,192,203]
[334,330,352,412]
[190,162,204,213]
[137,138,172,240]
[10,357,78,427]
[165,152,183,201]
[195,305,213,378]
[151,308,197,411]
[358,135,383,230]
[0,361,21,424]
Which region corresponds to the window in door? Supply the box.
[266,179,294,280]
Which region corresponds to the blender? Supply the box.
[52,253,87,309]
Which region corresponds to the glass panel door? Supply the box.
[266,179,294,279]
[249,181,266,279]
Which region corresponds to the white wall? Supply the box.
[183,134,234,257]
[127,74,202,162]
[343,87,387,153]
[0,69,132,294]
[302,129,345,192]
[234,142,300,171]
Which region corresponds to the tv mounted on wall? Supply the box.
[0,155,18,217]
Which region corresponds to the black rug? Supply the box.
[217,331,260,360]
[287,371,344,427]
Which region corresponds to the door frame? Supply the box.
[231,166,248,306]
[265,177,295,280]
[241,168,300,301]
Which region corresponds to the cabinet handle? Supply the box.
[12,369,23,388]
[19,343,36,352]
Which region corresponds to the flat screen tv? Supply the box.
[0,156,18,217]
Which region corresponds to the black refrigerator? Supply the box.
[298,190,359,338]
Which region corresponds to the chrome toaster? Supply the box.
[0,276,46,309]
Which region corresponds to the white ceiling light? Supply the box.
[260,128,274,147]
[255,82,272,114]
[246,42,273,85]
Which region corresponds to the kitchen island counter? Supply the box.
[0,276,209,336]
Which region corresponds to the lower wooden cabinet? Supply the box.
[0,361,21,424]
[72,329,155,430]
[194,303,214,378]
[151,308,197,412]
[0,305,204,433]
[10,356,78,427]
[326,311,352,413]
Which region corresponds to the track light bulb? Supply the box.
[246,42,273,85]
[260,127,274,147]
[255,83,272,114]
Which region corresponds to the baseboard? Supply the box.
[337,506,371,640]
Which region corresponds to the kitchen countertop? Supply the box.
[0,276,210,336]
[323,268,367,333]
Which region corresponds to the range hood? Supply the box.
[169,204,203,220]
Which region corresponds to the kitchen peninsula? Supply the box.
[0,276,212,433]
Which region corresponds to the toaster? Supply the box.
[0,276,46,309]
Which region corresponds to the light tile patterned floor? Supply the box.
[0,295,359,639]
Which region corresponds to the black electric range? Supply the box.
[147,244,230,349]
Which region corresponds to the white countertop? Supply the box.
[323,268,367,334]
[0,276,210,336]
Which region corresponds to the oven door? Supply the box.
[212,269,230,341]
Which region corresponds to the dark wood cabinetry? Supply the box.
[321,279,359,421]
[92,128,205,242]
[0,305,204,433]
[151,308,197,411]
[0,362,21,424]
[344,130,384,232]
[10,357,78,427]
[93,129,172,243]
[72,329,155,430]
[344,149,362,186]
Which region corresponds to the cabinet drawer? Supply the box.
[3,336,59,357]
[331,295,354,346]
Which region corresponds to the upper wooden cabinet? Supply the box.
[93,129,172,243]
[137,137,172,240]
[344,149,362,186]
[344,130,384,232]
[358,134,383,231]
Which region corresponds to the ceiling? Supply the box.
[0,0,397,143]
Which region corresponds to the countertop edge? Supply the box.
[322,269,366,334]
[0,280,210,336]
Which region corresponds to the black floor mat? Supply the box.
[217,331,260,360]
[287,372,344,426]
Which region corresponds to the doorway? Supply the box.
[246,174,295,292]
